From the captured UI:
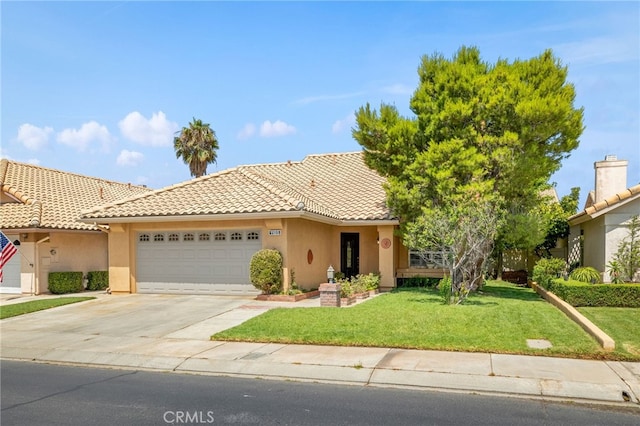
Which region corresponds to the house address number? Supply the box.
[269,229,282,236]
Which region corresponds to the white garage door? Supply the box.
[136,230,262,295]
[0,238,21,294]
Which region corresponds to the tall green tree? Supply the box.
[353,46,584,293]
[174,118,219,178]
[534,186,580,258]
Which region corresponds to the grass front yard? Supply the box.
[578,306,640,360]
[0,297,95,319]
[213,280,633,360]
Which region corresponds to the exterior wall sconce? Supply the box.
[50,249,57,256]
[327,265,335,284]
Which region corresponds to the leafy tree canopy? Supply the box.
[353,46,584,226]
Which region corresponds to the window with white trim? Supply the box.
[230,232,242,241]
[247,232,259,241]
[168,233,180,242]
[154,233,165,242]
[199,233,210,241]
[214,232,226,241]
[139,234,150,242]
[183,233,194,241]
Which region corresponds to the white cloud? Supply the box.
[332,113,356,134]
[116,149,144,166]
[118,111,178,147]
[237,123,256,140]
[554,36,639,66]
[27,158,41,165]
[381,83,413,95]
[56,121,114,152]
[293,91,366,105]
[259,120,296,138]
[16,123,53,151]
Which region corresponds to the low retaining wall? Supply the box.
[530,282,615,350]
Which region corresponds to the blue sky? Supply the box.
[2,1,638,208]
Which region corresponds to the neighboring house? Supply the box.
[80,152,443,295]
[0,159,150,294]
[568,156,640,282]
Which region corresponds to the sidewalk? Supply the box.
[1,293,639,409]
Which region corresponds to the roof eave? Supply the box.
[79,211,398,227]
[569,192,640,226]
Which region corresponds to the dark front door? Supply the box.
[341,233,360,279]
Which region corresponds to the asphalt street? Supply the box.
[2,360,640,426]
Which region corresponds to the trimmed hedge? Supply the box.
[48,272,84,294]
[397,276,440,288]
[543,278,640,307]
[86,271,109,291]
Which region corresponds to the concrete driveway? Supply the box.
[1,293,271,340]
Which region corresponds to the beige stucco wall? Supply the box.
[581,216,606,280]
[4,231,106,294]
[40,232,107,293]
[284,219,333,288]
[603,198,640,282]
[105,217,399,293]
[377,225,397,289]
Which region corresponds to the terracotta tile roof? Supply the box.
[81,152,393,222]
[0,159,151,231]
[569,183,640,223]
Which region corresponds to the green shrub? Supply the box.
[546,279,640,307]
[48,272,84,294]
[86,271,109,291]
[338,279,354,298]
[532,257,567,288]
[249,249,283,294]
[439,276,452,305]
[347,273,380,294]
[569,267,601,284]
[607,260,625,284]
[399,276,440,288]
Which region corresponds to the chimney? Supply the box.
[594,155,628,203]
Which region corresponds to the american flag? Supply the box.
[0,231,18,283]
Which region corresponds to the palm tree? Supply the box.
[174,118,219,178]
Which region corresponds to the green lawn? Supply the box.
[578,306,640,361]
[0,297,95,319]
[213,281,623,359]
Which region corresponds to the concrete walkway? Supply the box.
[1,292,639,409]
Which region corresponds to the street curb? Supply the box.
[3,355,639,410]
[531,282,615,350]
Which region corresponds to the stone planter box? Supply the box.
[256,290,320,302]
[340,296,356,306]
[368,289,379,296]
[355,292,369,300]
